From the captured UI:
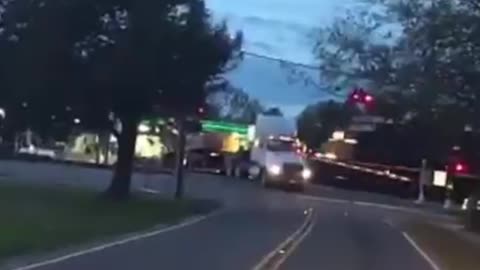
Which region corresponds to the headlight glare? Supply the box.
[268,164,282,175]
[302,168,313,179]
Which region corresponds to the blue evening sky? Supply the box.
[206,0,354,116]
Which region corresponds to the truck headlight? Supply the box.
[268,165,282,176]
[302,168,313,179]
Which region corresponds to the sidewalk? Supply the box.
[403,220,480,270]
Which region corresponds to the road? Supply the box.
[0,160,449,270]
[280,203,433,270]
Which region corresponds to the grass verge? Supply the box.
[0,183,218,262]
[404,221,480,270]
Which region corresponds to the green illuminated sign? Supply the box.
[201,121,249,135]
[139,118,251,136]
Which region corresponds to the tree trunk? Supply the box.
[98,132,111,165]
[105,115,139,200]
[95,139,101,165]
[174,117,186,200]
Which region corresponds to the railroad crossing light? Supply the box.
[455,162,467,173]
[364,94,374,103]
[349,88,374,105]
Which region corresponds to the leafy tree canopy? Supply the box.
[315,0,480,156]
[0,0,243,199]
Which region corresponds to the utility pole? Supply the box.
[444,165,454,209]
[415,159,428,204]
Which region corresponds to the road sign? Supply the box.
[433,170,447,187]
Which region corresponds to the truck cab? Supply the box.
[250,115,312,190]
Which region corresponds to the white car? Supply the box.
[18,145,57,160]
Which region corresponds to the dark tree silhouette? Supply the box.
[263,107,283,116]
[0,0,242,199]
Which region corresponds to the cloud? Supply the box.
[225,55,334,113]
[207,0,353,112]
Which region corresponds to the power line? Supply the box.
[242,50,346,98]
[242,51,321,70]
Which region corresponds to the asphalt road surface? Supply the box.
[0,161,446,270]
[280,203,433,270]
[26,209,307,270]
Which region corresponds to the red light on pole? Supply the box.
[349,88,375,105]
[453,162,467,174]
[364,94,374,103]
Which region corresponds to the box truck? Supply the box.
[249,115,312,190]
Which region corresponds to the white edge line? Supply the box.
[11,210,221,270]
[303,195,455,221]
[353,201,403,211]
[137,187,160,194]
[402,232,442,270]
[299,195,349,205]
[251,209,314,270]
[301,195,413,212]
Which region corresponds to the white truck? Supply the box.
[249,115,312,190]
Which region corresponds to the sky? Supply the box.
[206,0,354,116]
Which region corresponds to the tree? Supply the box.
[314,0,480,161]
[207,83,264,124]
[297,100,356,149]
[2,0,242,199]
[263,107,283,116]
[0,0,86,143]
